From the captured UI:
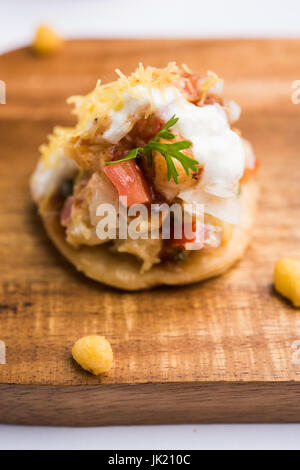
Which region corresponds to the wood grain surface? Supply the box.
[0,39,300,425]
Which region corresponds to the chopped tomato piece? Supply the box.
[130,115,164,145]
[241,157,259,182]
[104,160,151,207]
[168,219,204,250]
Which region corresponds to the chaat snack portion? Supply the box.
[31,63,258,290]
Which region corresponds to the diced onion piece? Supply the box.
[179,186,241,225]
[88,173,118,226]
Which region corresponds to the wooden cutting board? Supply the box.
[0,39,300,426]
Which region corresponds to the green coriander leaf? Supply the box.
[157,130,175,140]
[174,251,187,261]
[152,115,178,142]
[164,153,179,183]
[167,140,192,150]
[144,146,153,167]
[105,147,142,165]
[147,140,198,180]
[161,114,179,131]
[170,149,198,173]
[104,114,199,184]
[236,184,242,197]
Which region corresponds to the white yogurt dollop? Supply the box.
[103,89,150,144]
[31,152,77,201]
[103,85,245,202]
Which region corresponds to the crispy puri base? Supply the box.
[40,180,258,291]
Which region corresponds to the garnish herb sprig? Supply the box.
[105,115,198,184]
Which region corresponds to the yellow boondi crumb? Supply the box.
[72,335,113,375]
[274,258,300,307]
[33,25,63,55]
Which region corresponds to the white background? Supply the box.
[1,0,300,450]
[1,0,300,53]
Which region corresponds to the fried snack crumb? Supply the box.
[274,258,300,307]
[33,25,63,55]
[72,335,113,375]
